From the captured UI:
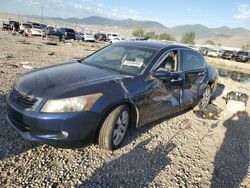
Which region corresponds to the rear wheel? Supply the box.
[98,105,130,150]
[198,86,211,109]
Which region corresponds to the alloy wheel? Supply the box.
[112,111,129,146]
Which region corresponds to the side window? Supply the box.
[181,50,204,70]
[157,50,179,72]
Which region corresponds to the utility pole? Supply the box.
[41,0,47,23]
[75,17,77,31]
[41,6,44,23]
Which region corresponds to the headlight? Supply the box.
[41,93,102,113]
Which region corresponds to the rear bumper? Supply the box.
[31,30,43,36]
[6,96,102,148]
[235,57,248,62]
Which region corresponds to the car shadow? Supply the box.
[0,91,38,160]
[79,138,176,187]
[122,108,191,148]
[211,111,250,187]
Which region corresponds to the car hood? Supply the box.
[15,61,121,98]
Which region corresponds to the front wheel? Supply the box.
[98,105,130,150]
[198,86,211,109]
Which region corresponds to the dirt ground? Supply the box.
[0,30,249,188]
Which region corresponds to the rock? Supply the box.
[0,54,14,59]
[48,52,55,56]
[22,65,35,70]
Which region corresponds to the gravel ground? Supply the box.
[0,30,250,187]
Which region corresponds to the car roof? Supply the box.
[113,41,189,51]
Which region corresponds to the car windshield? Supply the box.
[81,45,157,76]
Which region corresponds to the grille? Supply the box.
[11,89,37,108]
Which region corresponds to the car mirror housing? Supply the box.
[152,70,171,80]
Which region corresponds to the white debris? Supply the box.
[22,65,34,70]
[227,100,246,113]
[20,61,30,65]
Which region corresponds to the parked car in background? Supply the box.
[56,28,76,40]
[19,23,32,34]
[110,37,121,43]
[188,45,200,51]
[44,26,56,36]
[76,32,95,42]
[199,47,209,56]
[130,37,147,41]
[207,49,220,58]
[218,50,224,58]
[95,33,107,41]
[6,42,218,150]
[2,22,11,31]
[2,20,19,31]
[30,25,44,36]
[9,20,20,31]
[234,51,250,63]
[107,33,120,41]
[221,50,235,60]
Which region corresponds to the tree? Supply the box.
[205,40,215,45]
[241,44,250,51]
[158,33,175,41]
[132,28,145,37]
[145,32,157,40]
[180,32,195,45]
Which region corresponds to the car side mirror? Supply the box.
[152,70,171,80]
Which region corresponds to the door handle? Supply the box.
[198,72,205,76]
[171,77,182,82]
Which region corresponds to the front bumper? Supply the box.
[6,96,102,148]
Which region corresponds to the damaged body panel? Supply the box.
[6,41,218,148]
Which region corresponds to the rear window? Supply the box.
[33,26,42,29]
[65,29,75,33]
[224,51,233,54]
[237,51,248,56]
[209,49,216,52]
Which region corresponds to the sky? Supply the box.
[1,0,250,29]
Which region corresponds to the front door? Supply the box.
[141,49,182,126]
[180,49,207,109]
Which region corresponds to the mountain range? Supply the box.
[45,16,250,48]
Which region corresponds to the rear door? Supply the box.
[180,49,207,109]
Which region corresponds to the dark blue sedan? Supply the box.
[6,42,218,150]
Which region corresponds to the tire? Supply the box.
[198,86,211,110]
[98,105,130,150]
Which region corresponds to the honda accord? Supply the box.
[6,41,218,150]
